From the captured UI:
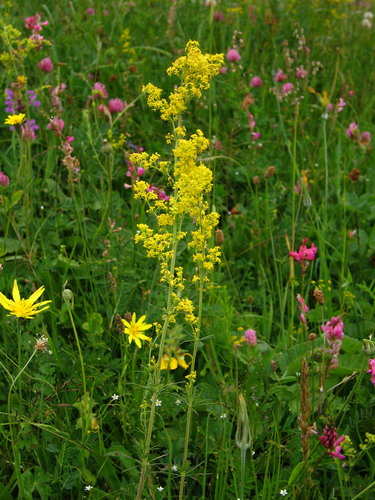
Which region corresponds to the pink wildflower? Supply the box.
[0,171,10,187]
[361,131,371,145]
[226,49,241,62]
[252,132,261,141]
[244,329,257,346]
[367,358,375,385]
[38,57,54,73]
[274,69,286,82]
[296,68,308,79]
[213,11,225,21]
[86,8,95,15]
[219,66,228,74]
[327,103,334,112]
[282,83,293,95]
[21,119,39,142]
[346,122,359,139]
[250,76,263,88]
[91,82,108,100]
[47,116,65,136]
[289,238,318,273]
[319,426,346,460]
[321,316,344,341]
[296,294,309,325]
[24,14,49,32]
[108,98,125,113]
[337,98,346,112]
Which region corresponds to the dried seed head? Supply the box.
[123,312,132,322]
[313,288,325,305]
[215,228,225,245]
[115,314,125,332]
[265,165,276,178]
[308,333,317,341]
[253,175,260,184]
[270,359,278,371]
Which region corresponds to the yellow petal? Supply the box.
[27,285,46,305]
[134,336,142,348]
[178,355,190,370]
[169,357,178,370]
[0,292,14,311]
[138,333,151,342]
[160,355,169,370]
[12,280,20,302]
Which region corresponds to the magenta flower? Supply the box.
[346,122,359,139]
[38,57,54,73]
[86,8,95,15]
[213,11,225,21]
[282,83,293,95]
[219,66,228,74]
[250,76,263,88]
[337,98,346,112]
[289,238,318,273]
[274,69,286,82]
[367,358,375,385]
[24,14,49,32]
[296,294,308,325]
[226,49,241,62]
[90,82,108,100]
[244,329,257,346]
[319,426,346,460]
[108,98,125,113]
[361,131,371,145]
[321,316,344,341]
[0,171,10,187]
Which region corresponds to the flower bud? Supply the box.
[62,288,74,307]
[265,166,276,178]
[235,393,251,451]
[313,288,325,305]
[215,228,225,245]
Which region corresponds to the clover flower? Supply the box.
[250,76,263,88]
[0,171,10,187]
[38,57,54,73]
[226,48,241,62]
[0,280,51,319]
[243,329,257,346]
[108,98,125,113]
[121,313,152,348]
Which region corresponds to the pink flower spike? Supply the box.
[346,122,359,139]
[361,131,371,145]
[250,76,263,88]
[321,316,344,341]
[226,49,241,62]
[367,358,375,385]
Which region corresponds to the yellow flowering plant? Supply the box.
[132,40,223,500]
[0,279,51,319]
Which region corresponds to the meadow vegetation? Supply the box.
[0,1,374,498]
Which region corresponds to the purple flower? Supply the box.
[5,89,16,113]
[27,90,41,107]
[21,119,39,141]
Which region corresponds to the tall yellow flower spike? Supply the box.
[0,280,52,319]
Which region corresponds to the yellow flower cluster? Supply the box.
[132,40,222,349]
[142,40,223,121]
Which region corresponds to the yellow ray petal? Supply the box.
[12,280,21,302]
[27,285,46,305]
[0,293,14,311]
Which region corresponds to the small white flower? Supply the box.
[280,489,288,496]
[111,394,119,401]
[364,11,373,19]
[157,485,164,491]
[220,413,227,419]
[252,450,255,456]
[171,465,178,471]
[85,485,93,491]
[175,399,181,406]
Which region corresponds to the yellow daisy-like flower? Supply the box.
[0,280,52,319]
[4,113,26,126]
[121,313,152,348]
[160,348,192,370]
